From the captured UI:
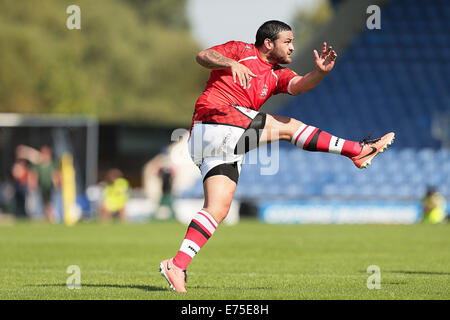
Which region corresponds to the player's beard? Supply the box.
[268,45,292,65]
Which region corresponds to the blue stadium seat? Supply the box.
[180,147,449,205]
[276,0,448,150]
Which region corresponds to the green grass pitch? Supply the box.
[0,220,448,300]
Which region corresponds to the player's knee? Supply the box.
[284,117,304,140]
[203,203,231,224]
[266,115,304,141]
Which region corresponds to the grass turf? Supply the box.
[0,219,449,300]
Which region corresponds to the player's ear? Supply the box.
[264,38,274,50]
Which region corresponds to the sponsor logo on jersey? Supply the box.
[260,84,269,97]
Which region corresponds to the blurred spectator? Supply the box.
[0,176,15,215]
[100,169,129,223]
[50,170,64,223]
[16,145,59,222]
[11,159,30,218]
[421,186,447,224]
[154,164,176,220]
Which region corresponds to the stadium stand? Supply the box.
[180,0,450,204]
[181,147,450,202]
[279,0,449,148]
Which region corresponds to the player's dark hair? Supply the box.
[255,20,292,47]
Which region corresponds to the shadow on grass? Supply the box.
[389,270,450,276]
[360,270,450,276]
[30,283,167,292]
[190,285,272,291]
[383,281,408,285]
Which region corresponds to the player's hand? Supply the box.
[230,61,257,89]
[313,42,337,74]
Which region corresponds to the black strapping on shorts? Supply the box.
[203,162,239,184]
[234,113,267,155]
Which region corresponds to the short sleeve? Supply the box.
[273,67,298,95]
[208,41,249,61]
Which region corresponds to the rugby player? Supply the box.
[160,20,394,293]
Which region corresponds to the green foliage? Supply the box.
[0,0,207,126]
[124,0,189,29]
[291,0,333,52]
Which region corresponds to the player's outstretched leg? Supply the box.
[260,114,395,168]
[159,174,237,293]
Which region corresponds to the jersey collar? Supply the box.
[255,46,276,67]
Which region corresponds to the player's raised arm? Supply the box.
[196,49,235,69]
[314,41,337,73]
[196,49,257,89]
[288,42,337,95]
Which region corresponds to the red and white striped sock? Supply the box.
[172,209,218,271]
[291,124,362,158]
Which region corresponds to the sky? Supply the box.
[186,0,322,48]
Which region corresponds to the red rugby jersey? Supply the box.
[191,41,297,129]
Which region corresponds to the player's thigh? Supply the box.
[259,114,304,144]
[203,174,237,223]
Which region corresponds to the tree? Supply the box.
[0,0,207,127]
